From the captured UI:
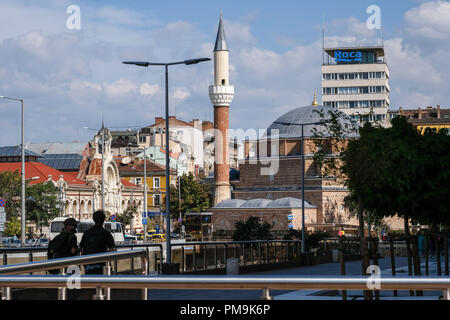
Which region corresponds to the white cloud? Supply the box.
[172,87,191,102]
[404,0,450,40]
[139,83,160,96]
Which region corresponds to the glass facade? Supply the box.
[324,100,386,108]
[323,86,386,95]
[322,72,386,80]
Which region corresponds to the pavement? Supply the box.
[147,255,448,300]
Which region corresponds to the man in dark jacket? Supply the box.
[47,217,79,274]
[79,210,115,274]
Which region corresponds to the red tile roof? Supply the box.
[0,162,85,185]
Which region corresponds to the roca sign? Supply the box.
[334,50,362,63]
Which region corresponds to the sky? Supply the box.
[0,0,449,146]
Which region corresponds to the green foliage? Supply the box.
[117,202,138,226]
[0,170,22,220]
[26,182,59,229]
[342,117,450,227]
[232,216,273,241]
[4,215,21,237]
[170,173,213,219]
[311,108,358,178]
[283,228,330,250]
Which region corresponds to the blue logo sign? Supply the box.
[0,199,5,207]
[334,50,362,63]
[142,219,147,225]
[287,214,294,221]
[142,212,147,218]
[110,214,116,221]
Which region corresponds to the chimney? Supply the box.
[437,105,441,119]
[192,119,202,130]
[155,117,164,125]
[418,107,422,119]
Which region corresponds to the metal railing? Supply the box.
[1,275,449,300]
[171,240,301,272]
[1,243,164,275]
[0,249,149,300]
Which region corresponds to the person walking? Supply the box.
[79,210,115,275]
[417,231,425,260]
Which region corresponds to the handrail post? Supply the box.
[141,255,148,301]
[182,246,185,272]
[2,287,11,300]
[58,268,67,300]
[105,262,111,300]
[203,244,207,270]
[260,287,272,300]
[93,287,105,300]
[444,288,450,301]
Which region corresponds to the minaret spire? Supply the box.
[209,15,235,206]
[214,14,228,52]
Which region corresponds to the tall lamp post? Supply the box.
[273,120,326,253]
[1,96,25,244]
[123,57,211,264]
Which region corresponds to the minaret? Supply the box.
[209,14,235,206]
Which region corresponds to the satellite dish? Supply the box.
[122,157,131,164]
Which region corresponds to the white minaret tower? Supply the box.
[209,14,235,206]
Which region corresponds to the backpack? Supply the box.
[47,233,70,259]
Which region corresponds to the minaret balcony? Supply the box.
[209,85,234,107]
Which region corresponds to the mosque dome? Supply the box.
[265,104,358,139]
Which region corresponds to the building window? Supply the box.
[154,194,161,206]
[154,177,160,189]
[135,177,142,185]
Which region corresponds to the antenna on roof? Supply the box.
[322,11,325,65]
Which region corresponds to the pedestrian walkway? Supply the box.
[148,256,445,300]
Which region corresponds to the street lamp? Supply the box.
[273,120,326,254]
[0,96,25,245]
[123,57,211,264]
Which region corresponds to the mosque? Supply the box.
[206,16,403,238]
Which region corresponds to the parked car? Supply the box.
[150,233,166,243]
[124,234,139,244]
[190,231,202,241]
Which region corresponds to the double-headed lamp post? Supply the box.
[123,57,211,264]
[0,96,25,244]
[273,120,326,254]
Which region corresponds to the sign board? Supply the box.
[142,219,147,225]
[287,214,294,221]
[0,208,6,223]
[0,222,4,232]
[110,214,116,222]
[142,212,147,218]
[0,198,5,207]
[110,222,117,230]
[288,223,294,229]
[334,50,362,63]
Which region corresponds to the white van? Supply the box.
[50,217,125,244]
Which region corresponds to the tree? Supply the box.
[26,182,59,234]
[232,217,273,241]
[169,173,213,220]
[117,202,138,227]
[0,170,22,220]
[284,228,330,250]
[4,215,21,237]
